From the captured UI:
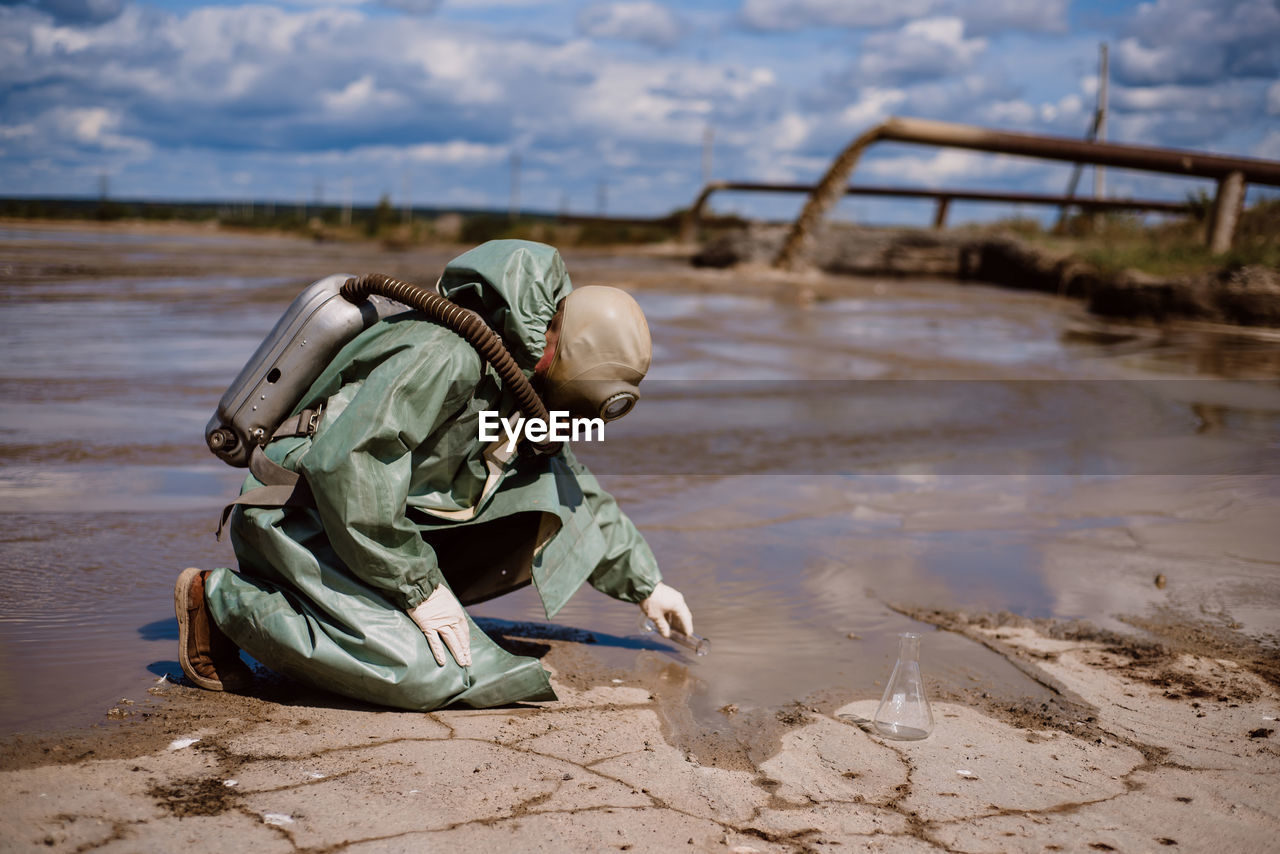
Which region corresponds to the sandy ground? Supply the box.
[1,616,1277,853]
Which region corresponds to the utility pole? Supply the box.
[596,180,607,217]
[1094,42,1109,200]
[509,152,521,220]
[1057,41,1110,229]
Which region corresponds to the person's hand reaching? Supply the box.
[639,582,693,638]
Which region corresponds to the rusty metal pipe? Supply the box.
[772,116,1280,267]
[877,117,1280,185]
[689,181,1189,212]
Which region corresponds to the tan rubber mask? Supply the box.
[542,286,651,422]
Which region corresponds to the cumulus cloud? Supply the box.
[0,1,789,209]
[576,1,684,48]
[941,0,1067,36]
[1,0,1274,214]
[375,0,441,14]
[856,17,986,85]
[0,102,151,166]
[1110,81,1256,115]
[861,148,1046,188]
[739,0,936,32]
[1112,0,1280,86]
[1095,0,1278,152]
[2,0,122,25]
[1254,129,1280,159]
[739,0,1066,34]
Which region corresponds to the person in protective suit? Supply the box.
[174,240,694,710]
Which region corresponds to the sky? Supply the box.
[2,0,1278,224]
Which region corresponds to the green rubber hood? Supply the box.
[437,240,574,373]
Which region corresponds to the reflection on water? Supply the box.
[2,225,1278,734]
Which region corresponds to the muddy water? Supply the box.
[2,224,1278,735]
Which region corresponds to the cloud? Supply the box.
[320,73,407,114]
[576,1,684,48]
[941,0,1067,36]
[1254,129,1280,160]
[1,0,1274,217]
[1112,0,1280,86]
[738,0,1065,34]
[375,0,441,14]
[861,147,1051,189]
[856,18,986,85]
[3,0,122,25]
[1110,81,1256,115]
[0,102,151,165]
[739,0,936,32]
[0,1,786,211]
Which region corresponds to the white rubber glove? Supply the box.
[639,582,693,638]
[408,585,472,667]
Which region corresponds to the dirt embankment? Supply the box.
[693,225,1280,327]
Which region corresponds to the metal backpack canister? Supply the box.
[205,274,400,467]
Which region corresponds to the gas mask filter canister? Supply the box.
[542,286,651,422]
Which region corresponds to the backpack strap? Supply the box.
[214,408,322,539]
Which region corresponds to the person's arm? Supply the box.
[559,448,694,637]
[298,336,482,612]
[559,446,663,604]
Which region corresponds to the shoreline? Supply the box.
[693,223,1280,329]
[2,613,1276,851]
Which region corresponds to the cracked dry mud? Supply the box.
[2,622,1278,854]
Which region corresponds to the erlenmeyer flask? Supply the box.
[873,632,934,740]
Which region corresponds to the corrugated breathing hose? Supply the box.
[340,273,561,456]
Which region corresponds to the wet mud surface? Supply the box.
[2,221,1279,749]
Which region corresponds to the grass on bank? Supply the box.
[977,196,1280,278]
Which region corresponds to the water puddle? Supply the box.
[2,226,1278,735]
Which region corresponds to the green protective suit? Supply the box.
[205,240,663,711]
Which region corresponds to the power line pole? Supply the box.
[596,180,607,217]
[342,176,352,227]
[1057,41,1110,229]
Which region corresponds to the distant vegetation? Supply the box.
[0,195,746,248]
[973,196,1280,277]
[5,194,1274,276]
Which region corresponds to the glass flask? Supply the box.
[873,632,934,740]
[640,617,711,656]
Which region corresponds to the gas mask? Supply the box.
[541,286,651,422]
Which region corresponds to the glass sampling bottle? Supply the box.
[640,617,711,656]
[873,632,934,740]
